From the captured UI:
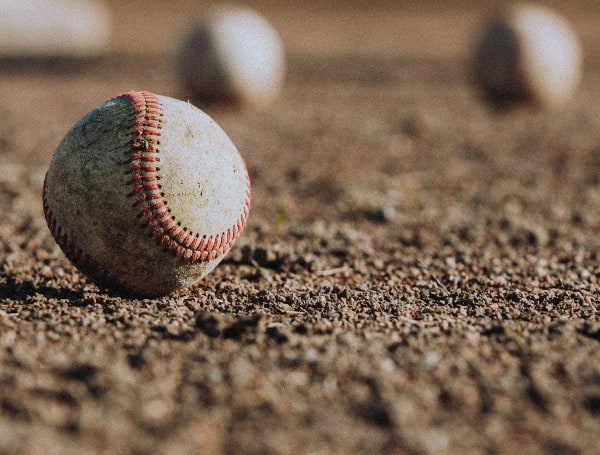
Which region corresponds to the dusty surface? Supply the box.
[1,1,599,454]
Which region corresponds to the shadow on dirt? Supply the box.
[0,275,86,303]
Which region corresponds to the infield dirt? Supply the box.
[1,1,599,454]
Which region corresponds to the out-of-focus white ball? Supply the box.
[175,4,286,110]
[0,0,111,58]
[472,3,582,110]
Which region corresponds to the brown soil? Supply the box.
[1,1,599,454]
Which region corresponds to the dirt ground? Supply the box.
[1,1,600,454]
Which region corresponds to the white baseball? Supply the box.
[43,91,251,297]
[175,4,286,110]
[472,3,582,109]
[0,0,111,58]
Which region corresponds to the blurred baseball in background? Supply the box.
[174,4,286,110]
[0,0,111,58]
[472,3,582,110]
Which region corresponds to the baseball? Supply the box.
[43,91,251,297]
[174,4,286,110]
[472,3,582,110]
[0,0,111,58]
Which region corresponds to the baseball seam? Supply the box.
[43,181,117,287]
[42,182,90,265]
[119,90,251,262]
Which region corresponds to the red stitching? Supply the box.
[117,90,251,263]
[43,178,113,286]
